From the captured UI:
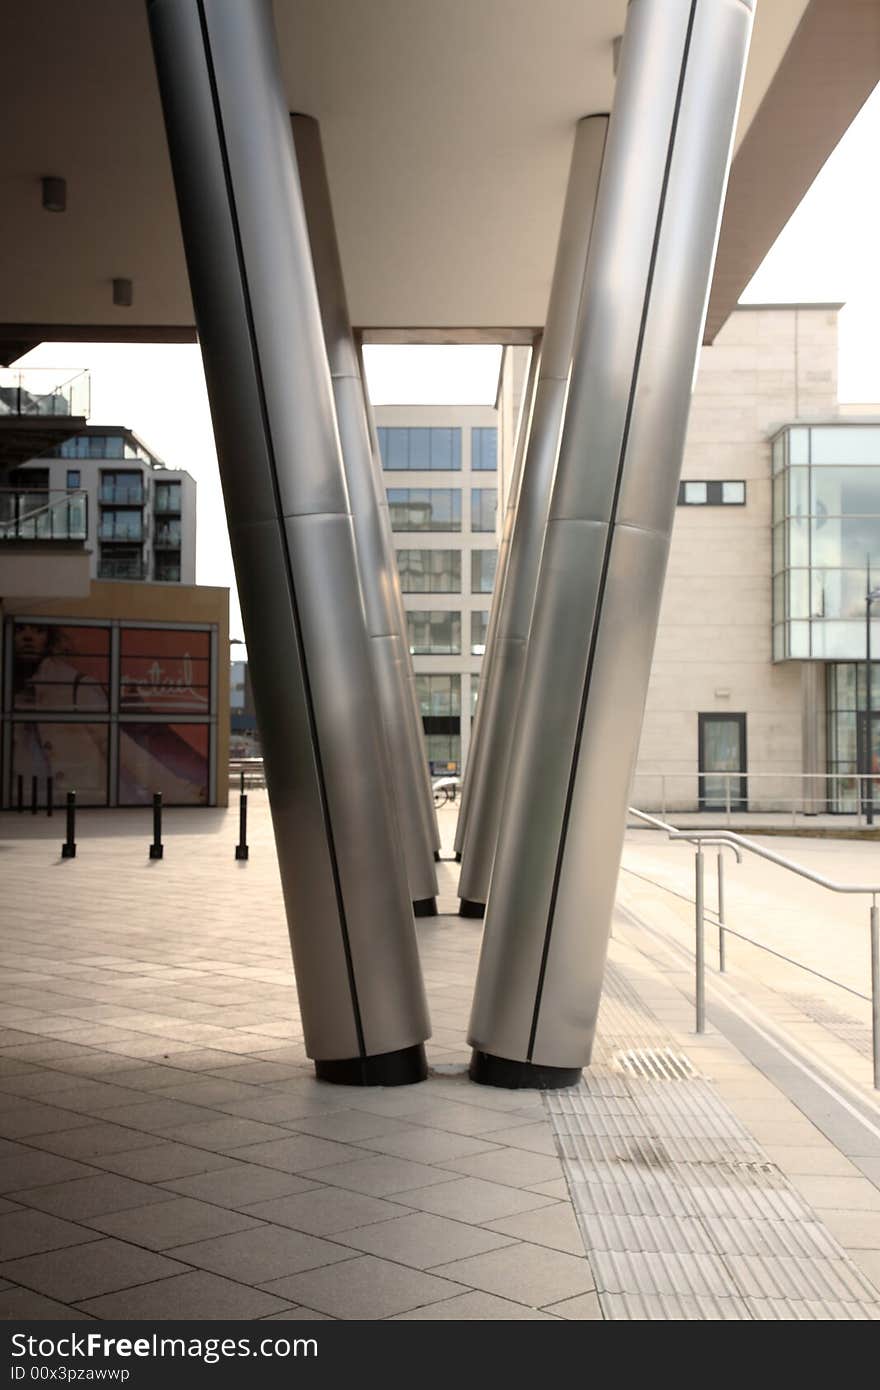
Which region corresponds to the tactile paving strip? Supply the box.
[546,964,880,1320]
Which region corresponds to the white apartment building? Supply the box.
[8,425,196,586]
[383,306,878,817]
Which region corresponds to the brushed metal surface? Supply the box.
[468,0,753,1071]
[458,115,607,898]
[148,0,429,1063]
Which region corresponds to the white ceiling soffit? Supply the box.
[0,0,830,343]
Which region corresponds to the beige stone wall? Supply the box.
[633,306,840,812]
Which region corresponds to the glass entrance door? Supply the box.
[856,711,880,810]
[699,713,747,811]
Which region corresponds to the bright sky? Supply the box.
[16,80,880,645]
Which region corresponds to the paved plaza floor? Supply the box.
[0,797,879,1319]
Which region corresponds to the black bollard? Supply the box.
[235,792,249,861]
[16,774,23,813]
[149,792,164,860]
[31,775,38,815]
[61,791,76,859]
[240,768,245,795]
[47,776,53,818]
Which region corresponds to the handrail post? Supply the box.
[871,900,880,1090]
[725,775,731,827]
[695,844,705,1033]
[717,847,726,973]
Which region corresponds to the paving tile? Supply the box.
[355,1126,501,1165]
[213,1094,344,1125]
[168,1224,352,1284]
[545,1292,604,1319]
[485,1202,586,1255]
[303,1155,459,1198]
[483,1122,560,1155]
[88,1143,237,1183]
[262,1256,465,1319]
[392,1290,558,1319]
[0,1209,100,1260]
[8,1172,176,1220]
[0,1103,96,1139]
[229,1135,362,1173]
[333,1211,518,1268]
[819,1210,880,1251]
[440,1148,564,1188]
[27,1122,160,1160]
[0,1238,189,1302]
[762,1145,863,1178]
[161,1117,295,1152]
[78,1271,295,1320]
[850,1249,880,1290]
[433,1241,594,1307]
[159,1165,319,1208]
[242,1188,410,1236]
[391,1176,558,1223]
[0,1289,95,1321]
[261,1306,334,1320]
[0,1151,99,1194]
[790,1176,880,1212]
[284,1111,410,1144]
[84,1196,264,1250]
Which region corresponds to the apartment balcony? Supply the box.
[0,487,90,598]
[0,368,90,468]
[154,521,182,548]
[97,551,145,581]
[99,482,145,505]
[98,518,145,543]
[0,487,88,542]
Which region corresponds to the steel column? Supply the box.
[469,0,754,1086]
[148,0,429,1083]
[291,114,438,914]
[457,117,608,914]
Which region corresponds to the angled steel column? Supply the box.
[357,352,443,858]
[457,117,607,914]
[148,0,429,1084]
[291,113,438,914]
[469,0,754,1087]
[454,340,541,863]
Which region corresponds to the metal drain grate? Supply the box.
[614,1047,699,1082]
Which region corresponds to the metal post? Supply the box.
[148,0,429,1084]
[695,846,706,1033]
[61,791,76,859]
[871,901,880,1090]
[46,776,53,817]
[468,0,754,1085]
[717,847,726,972]
[457,115,609,916]
[867,560,874,826]
[16,774,23,813]
[236,791,249,861]
[149,791,164,861]
[31,774,37,815]
[291,113,438,915]
[240,767,245,795]
[725,774,731,826]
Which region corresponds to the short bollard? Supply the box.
[31,774,38,815]
[16,774,23,813]
[235,792,249,861]
[240,768,245,796]
[149,792,164,860]
[61,791,76,859]
[46,776,53,818]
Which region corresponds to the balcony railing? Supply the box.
[98,555,145,580]
[154,522,182,548]
[0,488,88,541]
[99,519,144,542]
[0,368,90,419]
[99,484,144,505]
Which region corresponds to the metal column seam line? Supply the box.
[195,0,366,1058]
[526,0,699,1063]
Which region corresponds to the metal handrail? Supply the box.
[628,806,880,1088]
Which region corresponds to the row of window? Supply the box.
[378,426,497,472]
[406,610,488,656]
[59,470,183,515]
[396,548,497,593]
[678,480,746,506]
[387,488,496,532]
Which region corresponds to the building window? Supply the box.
[378,427,461,471]
[425,734,460,775]
[470,675,479,717]
[772,424,880,660]
[471,487,497,532]
[827,662,880,813]
[155,481,182,513]
[405,610,461,655]
[678,480,746,505]
[415,674,461,717]
[154,519,182,549]
[396,549,461,592]
[99,471,143,505]
[154,557,181,583]
[471,610,489,655]
[471,550,497,593]
[98,511,143,541]
[66,469,81,490]
[471,427,498,471]
[387,488,461,531]
[98,547,143,580]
